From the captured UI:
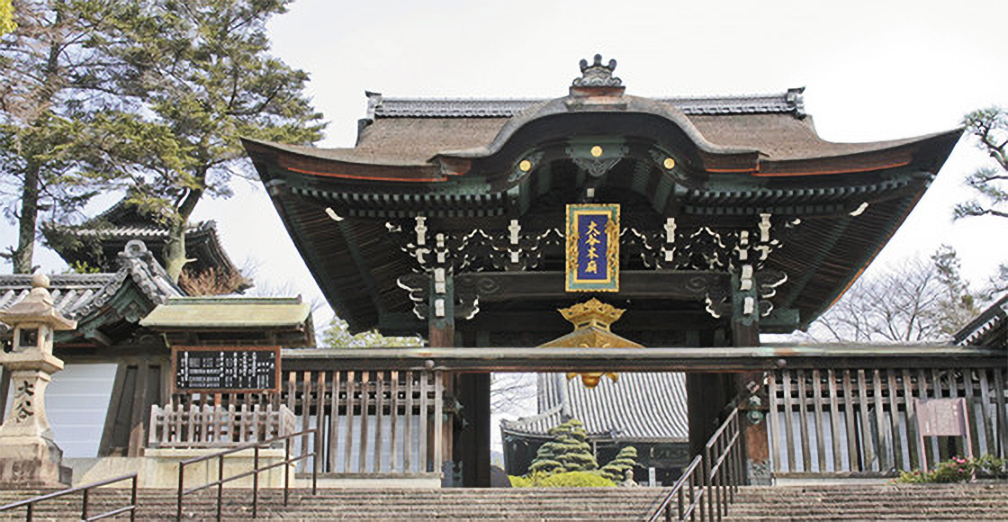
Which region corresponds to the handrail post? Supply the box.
[26,502,32,522]
[253,445,260,518]
[82,486,89,520]
[704,445,713,522]
[217,455,224,522]
[312,428,318,495]
[131,474,138,522]
[284,435,291,506]
[177,462,184,522]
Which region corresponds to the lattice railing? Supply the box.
[767,365,1008,475]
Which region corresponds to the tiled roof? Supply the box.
[371,89,804,118]
[954,295,1007,348]
[500,372,688,442]
[0,240,182,331]
[140,297,311,329]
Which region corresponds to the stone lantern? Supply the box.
[0,272,76,487]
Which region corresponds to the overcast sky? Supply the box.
[6,0,1007,328]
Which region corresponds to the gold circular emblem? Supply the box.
[663,157,676,170]
[591,145,603,157]
[519,159,532,172]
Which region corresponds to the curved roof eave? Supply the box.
[436,95,759,161]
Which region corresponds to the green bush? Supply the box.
[509,474,533,487]
[896,455,1008,483]
[510,470,616,488]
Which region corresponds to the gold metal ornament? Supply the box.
[539,298,642,388]
[519,159,532,172]
[663,157,676,170]
[590,145,603,157]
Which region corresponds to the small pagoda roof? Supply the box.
[500,372,688,443]
[42,198,247,292]
[954,294,1007,349]
[0,240,182,345]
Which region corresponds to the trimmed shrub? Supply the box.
[509,474,533,487]
[600,446,638,482]
[537,471,616,488]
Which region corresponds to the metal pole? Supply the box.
[676,485,683,521]
[284,436,291,506]
[217,456,224,522]
[26,502,32,522]
[704,446,713,522]
[253,445,259,518]
[177,463,184,522]
[131,474,138,522]
[82,487,89,520]
[312,429,318,495]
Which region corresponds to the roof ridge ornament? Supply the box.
[574,54,622,88]
[570,54,625,98]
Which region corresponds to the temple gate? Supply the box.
[237,55,998,487]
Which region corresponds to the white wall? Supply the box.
[3,363,118,458]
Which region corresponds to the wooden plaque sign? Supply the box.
[172,346,280,393]
[565,203,620,292]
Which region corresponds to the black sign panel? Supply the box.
[173,346,280,392]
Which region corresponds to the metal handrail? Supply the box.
[176,428,319,522]
[648,408,743,522]
[648,455,704,522]
[0,473,138,522]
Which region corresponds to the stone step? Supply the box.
[1,487,667,521]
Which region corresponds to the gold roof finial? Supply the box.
[558,298,624,331]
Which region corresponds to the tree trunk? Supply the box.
[163,186,204,283]
[13,162,40,274]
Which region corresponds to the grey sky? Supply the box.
[5,0,1006,330]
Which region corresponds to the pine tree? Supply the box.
[1,0,131,272]
[528,419,598,475]
[77,0,324,282]
[600,446,638,482]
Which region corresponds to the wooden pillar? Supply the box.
[458,372,492,487]
[732,269,770,484]
[429,272,454,347]
[687,372,733,459]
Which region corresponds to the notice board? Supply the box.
[172,346,280,393]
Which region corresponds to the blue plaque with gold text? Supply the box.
[566,204,619,292]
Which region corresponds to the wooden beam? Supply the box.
[456,270,730,302]
[280,346,1003,373]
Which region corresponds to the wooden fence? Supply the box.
[148,404,296,448]
[279,369,449,475]
[168,369,448,475]
[767,365,1008,475]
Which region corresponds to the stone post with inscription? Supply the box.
[0,272,76,488]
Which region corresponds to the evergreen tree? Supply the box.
[956,107,1007,220]
[600,446,638,482]
[323,315,422,348]
[79,0,324,282]
[528,419,598,475]
[1,0,131,273]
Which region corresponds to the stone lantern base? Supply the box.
[0,436,72,488]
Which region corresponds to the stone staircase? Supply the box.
[0,487,668,521]
[726,483,1008,521]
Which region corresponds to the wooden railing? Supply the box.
[282,369,448,475]
[0,473,138,522]
[649,408,743,522]
[175,428,318,522]
[148,404,295,448]
[767,365,1008,475]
